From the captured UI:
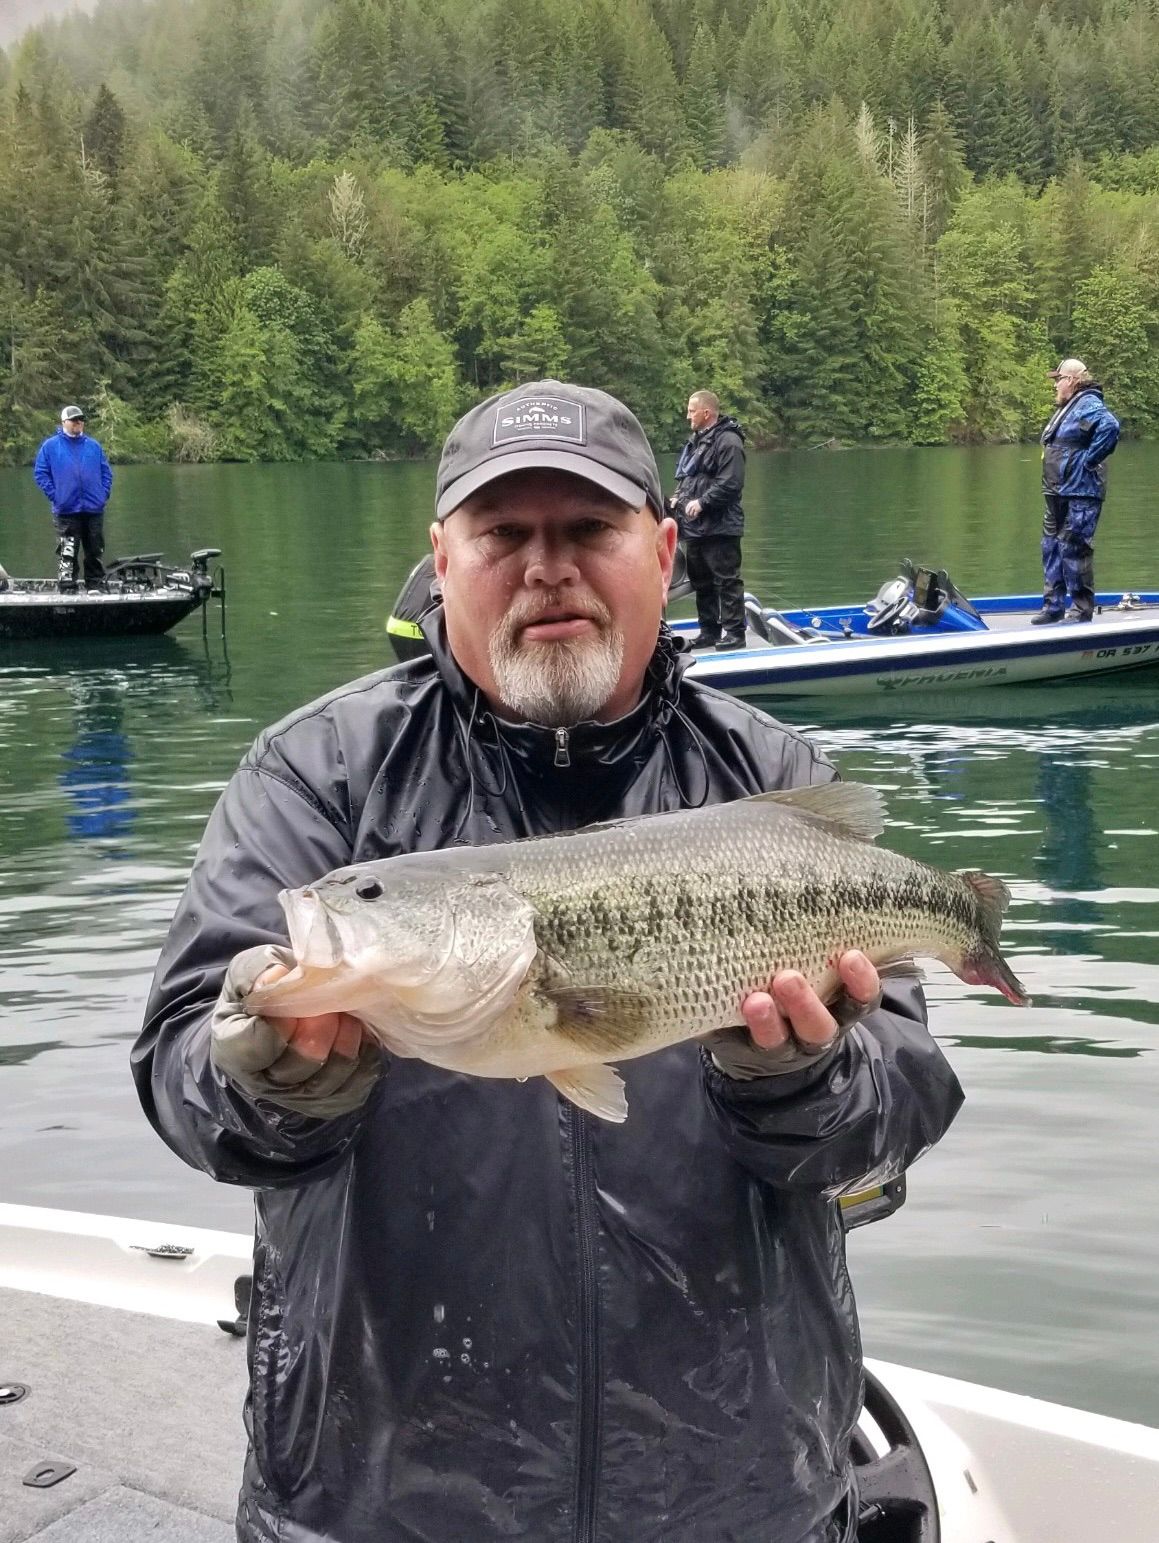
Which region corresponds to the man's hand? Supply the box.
[707,950,882,1080]
[211,946,382,1116]
[684,498,702,520]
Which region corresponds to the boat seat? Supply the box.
[744,595,817,646]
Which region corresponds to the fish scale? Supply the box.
[244,781,1029,1123]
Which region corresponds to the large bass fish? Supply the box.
[244,781,1028,1122]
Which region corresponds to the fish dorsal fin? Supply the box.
[545,1065,628,1123]
[746,781,886,842]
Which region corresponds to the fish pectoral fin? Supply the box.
[545,1065,628,1124]
[545,984,657,1053]
[748,781,886,842]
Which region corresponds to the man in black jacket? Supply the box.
[133,379,962,1543]
[671,389,747,650]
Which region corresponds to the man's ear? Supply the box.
[431,522,447,582]
[657,516,678,597]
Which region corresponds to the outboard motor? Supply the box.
[386,554,440,663]
[56,533,80,592]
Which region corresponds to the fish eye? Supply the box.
[354,876,384,901]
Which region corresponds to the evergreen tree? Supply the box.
[83,85,127,185]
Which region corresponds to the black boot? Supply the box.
[715,634,747,651]
[688,632,720,649]
[1030,607,1064,625]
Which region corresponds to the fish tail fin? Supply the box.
[951,870,1031,1007]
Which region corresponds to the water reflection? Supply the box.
[59,677,136,849]
[944,1033,1140,1058]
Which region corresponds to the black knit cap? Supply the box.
[436,380,663,520]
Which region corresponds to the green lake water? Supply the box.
[2,442,1157,1424]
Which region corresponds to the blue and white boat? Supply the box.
[676,562,1159,701]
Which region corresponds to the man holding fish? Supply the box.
[134,380,978,1543]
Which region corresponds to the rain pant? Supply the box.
[133,614,963,1543]
[1042,495,1102,616]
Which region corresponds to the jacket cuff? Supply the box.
[699,1042,843,1102]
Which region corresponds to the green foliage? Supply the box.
[2,0,1159,462]
[1071,264,1159,434]
[350,300,462,455]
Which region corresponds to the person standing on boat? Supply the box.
[33,405,114,591]
[669,389,747,650]
[134,379,962,1543]
[1034,359,1120,625]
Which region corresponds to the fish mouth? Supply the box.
[282,887,344,969]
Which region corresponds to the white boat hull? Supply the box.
[3,1204,1159,1541]
[676,591,1159,699]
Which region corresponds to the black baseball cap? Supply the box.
[435,380,663,520]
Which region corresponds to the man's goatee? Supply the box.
[488,596,625,727]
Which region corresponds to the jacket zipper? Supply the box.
[566,1103,601,1543]
[554,728,571,767]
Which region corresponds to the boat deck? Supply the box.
[3,1286,244,1542]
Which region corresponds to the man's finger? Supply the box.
[771,970,837,1048]
[255,962,290,990]
[332,1014,365,1061]
[740,990,790,1050]
[285,1012,347,1063]
[836,949,880,1004]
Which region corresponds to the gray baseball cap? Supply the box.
[60,405,85,422]
[435,380,663,520]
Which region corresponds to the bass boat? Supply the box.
[0,549,224,641]
[677,560,1159,701]
[4,1199,1159,1542]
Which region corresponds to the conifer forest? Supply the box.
[3,0,1159,463]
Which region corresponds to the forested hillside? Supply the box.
[2,0,1159,462]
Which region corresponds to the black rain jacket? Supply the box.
[132,613,963,1543]
[673,415,746,539]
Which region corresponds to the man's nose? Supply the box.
[523,531,581,586]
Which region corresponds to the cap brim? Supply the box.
[437,449,653,520]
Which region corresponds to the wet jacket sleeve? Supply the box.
[131,762,379,1189]
[1079,399,1120,471]
[99,444,113,503]
[701,983,963,1198]
[33,441,54,501]
[696,432,745,514]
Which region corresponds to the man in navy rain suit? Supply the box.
[1034,359,1120,624]
[33,405,114,589]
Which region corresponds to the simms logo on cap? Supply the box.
[492,397,585,448]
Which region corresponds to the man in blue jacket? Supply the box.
[1034,359,1120,624]
[33,405,114,590]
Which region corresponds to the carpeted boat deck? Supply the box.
[3,1287,246,1542]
